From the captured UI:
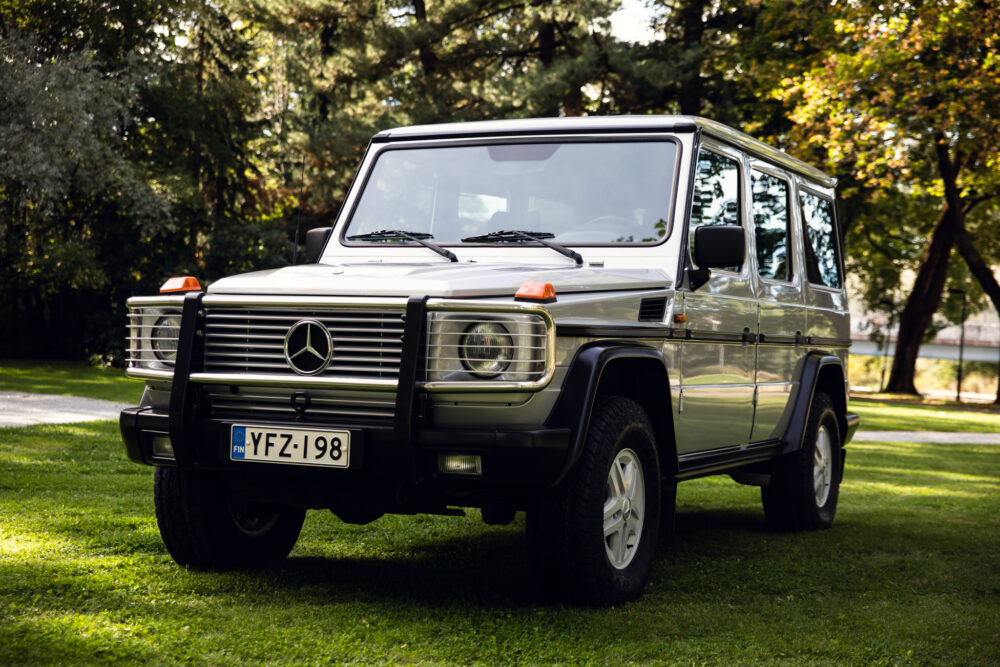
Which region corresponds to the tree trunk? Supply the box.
[955,227,1000,404]
[885,136,964,394]
[678,0,706,115]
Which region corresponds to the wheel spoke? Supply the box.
[604,513,624,538]
[604,497,620,522]
[615,523,628,562]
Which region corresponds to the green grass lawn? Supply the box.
[0,360,141,404]
[2,420,998,664]
[850,396,1000,433]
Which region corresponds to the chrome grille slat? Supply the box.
[207,388,396,423]
[202,306,405,383]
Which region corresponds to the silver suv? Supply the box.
[120,116,859,605]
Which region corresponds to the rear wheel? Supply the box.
[154,467,305,568]
[527,396,662,605]
[762,392,842,530]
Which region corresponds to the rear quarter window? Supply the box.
[800,190,842,289]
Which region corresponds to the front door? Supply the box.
[675,142,756,455]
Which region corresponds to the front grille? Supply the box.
[207,387,396,423]
[203,307,405,379]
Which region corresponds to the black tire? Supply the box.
[762,392,842,530]
[527,396,662,605]
[154,467,306,568]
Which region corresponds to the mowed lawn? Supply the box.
[1,367,999,663]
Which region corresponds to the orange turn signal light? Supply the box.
[673,314,687,324]
[515,281,557,303]
[160,276,203,293]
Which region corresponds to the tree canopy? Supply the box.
[1,0,997,398]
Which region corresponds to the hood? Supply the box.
[206,262,672,298]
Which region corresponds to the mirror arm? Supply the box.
[687,266,711,291]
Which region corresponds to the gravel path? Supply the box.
[0,392,131,428]
[1,391,998,444]
[852,430,1000,445]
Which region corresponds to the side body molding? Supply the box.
[781,352,855,455]
[545,342,672,487]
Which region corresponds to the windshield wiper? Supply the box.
[348,229,458,262]
[461,229,583,265]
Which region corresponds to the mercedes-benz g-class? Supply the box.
[121,116,860,605]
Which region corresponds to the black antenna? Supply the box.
[291,157,306,265]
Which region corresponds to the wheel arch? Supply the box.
[782,352,848,455]
[545,342,677,487]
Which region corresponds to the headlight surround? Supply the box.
[459,322,514,378]
[424,309,552,388]
[126,298,185,375]
[151,314,182,361]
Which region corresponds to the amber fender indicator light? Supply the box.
[515,281,557,303]
[160,276,203,293]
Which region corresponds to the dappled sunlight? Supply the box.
[844,480,985,499]
[857,466,1000,486]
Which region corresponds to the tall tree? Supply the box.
[778,0,1000,394]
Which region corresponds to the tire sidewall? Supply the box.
[568,397,661,604]
[807,404,842,527]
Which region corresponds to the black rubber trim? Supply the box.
[677,439,784,479]
[394,296,429,475]
[168,292,206,468]
[808,336,852,348]
[781,353,844,455]
[544,342,667,488]
[557,324,673,339]
[677,128,703,288]
[119,407,146,464]
[844,412,860,444]
[758,333,800,345]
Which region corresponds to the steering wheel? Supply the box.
[577,215,646,239]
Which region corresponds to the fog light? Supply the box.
[438,454,482,476]
[151,436,175,459]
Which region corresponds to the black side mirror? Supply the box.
[305,227,333,264]
[693,225,745,269]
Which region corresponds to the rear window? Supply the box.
[800,191,842,288]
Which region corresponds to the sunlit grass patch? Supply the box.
[2,420,999,664]
[850,396,1000,432]
[0,359,141,404]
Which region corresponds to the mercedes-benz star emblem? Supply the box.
[283,320,333,376]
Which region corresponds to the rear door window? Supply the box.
[800,191,842,288]
[751,170,792,282]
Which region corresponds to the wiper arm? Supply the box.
[461,229,583,265]
[348,229,458,262]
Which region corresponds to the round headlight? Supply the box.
[459,322,514,378]
[151,314,182,361]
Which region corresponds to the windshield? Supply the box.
[344,140,678,245]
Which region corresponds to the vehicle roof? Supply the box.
[373,115,836,188]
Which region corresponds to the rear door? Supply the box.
[748,163,805,442]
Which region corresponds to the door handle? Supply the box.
[742,328,757,345]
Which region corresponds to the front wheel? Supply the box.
[762,392,842,530]
[527,396,662,605]
[154,467,306,568]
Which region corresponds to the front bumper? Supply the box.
[119,407,570,507]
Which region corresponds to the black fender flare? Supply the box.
[544,341,671,488]
[781,352,848,455]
